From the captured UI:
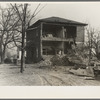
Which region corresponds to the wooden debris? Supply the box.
[69,66,94,77]
[84,77,95,80]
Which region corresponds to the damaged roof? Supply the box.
[30,16,87,28]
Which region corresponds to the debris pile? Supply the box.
[39,56,52,66]
[39,60,52,66]
[69,66,95,77]
[37,45,100,77]
[49,47,89,67]
[50,55,70,66]
[66,49,87,69]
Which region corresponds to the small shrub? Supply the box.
[4,58,12,64]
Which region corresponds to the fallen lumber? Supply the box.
[69,68,87,76]
[84,77,95,80]
[69,66,94,77]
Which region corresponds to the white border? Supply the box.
[0,2,100,99]
[0,86,100,98]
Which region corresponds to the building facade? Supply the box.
[26,17,87,63]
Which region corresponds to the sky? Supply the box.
[28,2,100,30]
[1,2,100,30]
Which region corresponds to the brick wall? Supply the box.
[76,26,84,42]
[26,27,41,63]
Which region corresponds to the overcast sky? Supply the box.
[1,2,100,30]
[27,2,100,30]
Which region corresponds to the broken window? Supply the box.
[42,24,63,38]
[64,26,76,38]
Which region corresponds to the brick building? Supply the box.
[26,17,87,63]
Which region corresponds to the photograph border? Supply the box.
[0,0,100,99]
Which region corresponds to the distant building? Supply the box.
[26,16,87,63]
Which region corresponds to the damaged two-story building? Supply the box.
[26,17,87,63]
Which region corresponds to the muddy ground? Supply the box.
[0,64,100,86]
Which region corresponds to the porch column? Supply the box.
[62,26,64,54]
[62,26,65,38]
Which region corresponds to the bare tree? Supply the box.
[86,27,100,64]
[0,6,20,63]
[11,3,46,73]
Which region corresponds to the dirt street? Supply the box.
[0,64,100,86]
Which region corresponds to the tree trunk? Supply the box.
[20,4,28,73]
[1,46,6,64]
[20,24,25,73]
[20,4,26,73]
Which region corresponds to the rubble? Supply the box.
[43,47,89,67]
[69,68,87,76]
[39,60,52,67]
[84,77,95,80]
[68,48,95,77]
[37,56,52,69]
[50,55,70,66]
[65,49,88,69]
[37,45,100,77]
[69,66,94,77]
[86,66,94,77]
